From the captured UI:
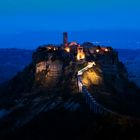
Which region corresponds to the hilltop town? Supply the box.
[33,32,119,89]
[0,32,140,140]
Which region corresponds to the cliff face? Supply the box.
[0,45,137,102]
[35,59,63,88]
[0,46,140,140]
[101,61,128,94]
[82,67,103,87]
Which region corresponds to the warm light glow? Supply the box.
[48,47,51,50]
[65,47,70,53]
[77,53,85,60]
[82,69,102,87]
[87,62,96,67]
[96,49,100,53]
[77,46,85,60]
[78,61,96,76]
[105,48,109,52]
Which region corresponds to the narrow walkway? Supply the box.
[77,62,96,92]
[77,62,137,119]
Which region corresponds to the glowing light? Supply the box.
[77,61,98,91]
[65,47,70,53]
[78,61,96,76]
[48,47,51,50]
[82,69,102,87]
[77,46,85,60]
[87,62,96,67]
[77,53,85,60]
[96,49,100,53]
[105,48,109,52]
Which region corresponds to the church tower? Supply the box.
[77,45,85,60]
[63,32,68,47]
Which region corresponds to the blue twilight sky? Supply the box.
[0,0,140,33]
[0,0,140,49]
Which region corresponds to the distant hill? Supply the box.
[118,49,140,87]
[0,49,33,84]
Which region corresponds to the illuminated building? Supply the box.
[77,46,85,60]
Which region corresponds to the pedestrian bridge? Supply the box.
[77,62,96,92]
[77,62,134,118]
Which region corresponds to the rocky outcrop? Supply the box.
[45,60,63,87]
[35,59,63,88]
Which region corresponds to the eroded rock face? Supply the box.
[36,61,47,73]
[35,59,63,88]
[45,60,63,87]
[82,67,103,87]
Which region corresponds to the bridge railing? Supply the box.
[82,86,134,119]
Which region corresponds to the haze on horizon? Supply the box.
[0,0,140,49]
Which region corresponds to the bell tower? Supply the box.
[63,32,68,47]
